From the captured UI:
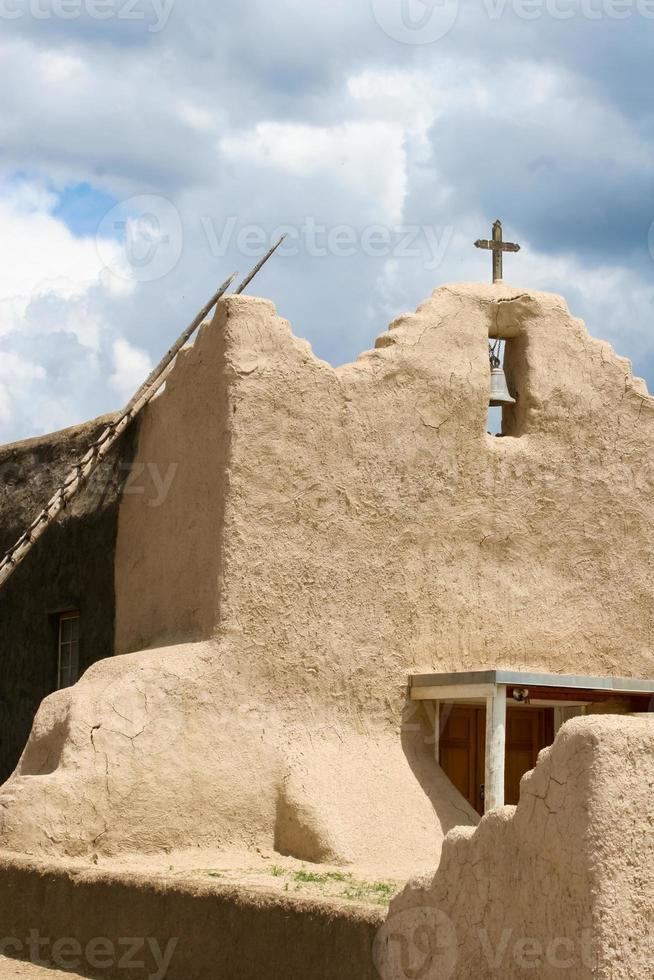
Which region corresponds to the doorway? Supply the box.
[438,704,554,815]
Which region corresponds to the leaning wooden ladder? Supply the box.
[0,238,285,592]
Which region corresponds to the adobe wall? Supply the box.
[119,282,654,691]
[2,282,653,870]
[378,714,654,979]
[0,853,382,980]
[0,416,137,780]
[114,320,231,655]
[0,636,467,874]
[212,283,654,715]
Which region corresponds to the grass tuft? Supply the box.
[342,881,396,905]
[264,865,398,906]
[294,869,352,885]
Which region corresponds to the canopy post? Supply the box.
[484,685,507,813]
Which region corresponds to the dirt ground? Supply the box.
[78,846,406,908]
[0,958,88,978]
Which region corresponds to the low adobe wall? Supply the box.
[0,854,382,980]
[378,715,654,980]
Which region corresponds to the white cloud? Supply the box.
[0,181,123,330]
[0,180,144,441]
[0,1,652,442]
[109,338,152,401]
[0,353,46,426]
[519,247,654,369]
[37,49,87,85]
[220,121,408,223]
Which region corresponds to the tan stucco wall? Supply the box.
[121,282,654,682]
[114,321,230,654]
[378,714,654,979]
[211,284,654,700]
[0,635,471,871]
[1,282,653,869]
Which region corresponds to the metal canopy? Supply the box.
[410,669,654,697]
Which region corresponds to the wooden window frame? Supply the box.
[57,611,80,690]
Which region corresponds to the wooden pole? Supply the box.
[0,268,229,590]
[235,235,286,295]
[0,238,286,592]
[122,272,236,415]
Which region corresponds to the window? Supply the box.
[58,612,80,689]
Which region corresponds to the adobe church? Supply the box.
[0,267,652,977]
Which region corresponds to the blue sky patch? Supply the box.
[52,183,119,239]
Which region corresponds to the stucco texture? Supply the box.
[1,282,652,871]
[378,714,654,979]
[117,281,654,678]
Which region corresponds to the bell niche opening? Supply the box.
[486,337,522,438]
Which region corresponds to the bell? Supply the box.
[489,364,516,407]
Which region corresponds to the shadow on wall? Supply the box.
[274,784,342,865]
[487,316,531,439]
[114,315,231,656]
[501,331,530,438]
[16,693,71,777]
[400,699,479,833]
[0,416,140,781]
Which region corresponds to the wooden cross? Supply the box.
[475,220,520,283]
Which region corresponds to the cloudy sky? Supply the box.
[1,0,653,442]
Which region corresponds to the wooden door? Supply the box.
[437,706,480,810]
[438,704,553,815]
[504,708,553,804]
